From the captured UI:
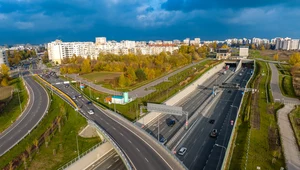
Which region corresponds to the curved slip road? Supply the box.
[0,76,49,156]
[44,75,185,170]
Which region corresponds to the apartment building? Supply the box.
[275,37,299,50]
[0,50,9,66]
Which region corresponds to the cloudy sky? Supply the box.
[0,0,299,44]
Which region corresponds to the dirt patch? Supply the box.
[251,76,261,129]
[268,127,281,150]
[268,105,275,115]
[0,86,13,101]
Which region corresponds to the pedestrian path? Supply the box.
[269,63,300,170]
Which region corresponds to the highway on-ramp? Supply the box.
[43,75,185,170]
[0,75,49,156]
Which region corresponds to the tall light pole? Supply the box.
[215,143,227,169]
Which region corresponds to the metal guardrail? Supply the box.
[89,121,133,170]
[221,60,256,170]
[57,142,105,170]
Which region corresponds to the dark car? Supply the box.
[87,101,92,105]
[209,119,215,124]
[210,129,218,138]
[166,118,176,127]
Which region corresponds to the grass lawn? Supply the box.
[276,64,298,98]
[289,106,300,149]
[0,86,13,101]
[70,60,220,121]
[0,84,100,170]
[81,71,122,85]
[0,78,28,133]
[249,50,294,61]
[229,61,285,170]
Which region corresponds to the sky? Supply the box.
[0,0,300,44]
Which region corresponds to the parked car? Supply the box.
[178,147,187,156]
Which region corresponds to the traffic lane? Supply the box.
[90,150,125,170]
[89,110,172,170]
[186,91,238,170]
[105,159,125,170]
[178,92,236,169]
[0,76,49,156]
[205,91,243,170]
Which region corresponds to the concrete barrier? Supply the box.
[136,61,226,126]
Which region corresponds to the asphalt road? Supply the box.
[0,75,49,156]
[86,149,125,170]
[174,67,252,170]
[143,68,235,147]
[43,75,185,170]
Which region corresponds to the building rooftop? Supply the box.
[112,95,124,99]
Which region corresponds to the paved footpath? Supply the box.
[269,63,300,170]
[65,59,209,98]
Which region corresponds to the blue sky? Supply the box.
[0,0,300,44]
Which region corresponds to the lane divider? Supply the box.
[34,74,78,109]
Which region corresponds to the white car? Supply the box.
[88,109,94,115]
[178,147,187,156]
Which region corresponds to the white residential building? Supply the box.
[239,46,249,58]
[0,50,9,66]
[95,37,106,45]
[291,39,299,50]
[183,38,190,45]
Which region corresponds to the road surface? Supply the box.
[0,75,49,156]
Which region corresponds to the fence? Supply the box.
[57,142,105,170]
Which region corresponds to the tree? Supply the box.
[250,44,256,50]
[118,73,126,88]
[1,77,8,86]
[42,51,49,64]
[221,44,229,49]
[127,67,137,83]
[135,69,147,82]
[289,52,300,65]
[273,53,279,61]
[192,52,200,60]
[21,153,27,169]
[8,161,14,170]
[0,64,10,77]
[260,45,265,51]
[33,139,39,153]
[26,145,32,161]
[81,58,92,74]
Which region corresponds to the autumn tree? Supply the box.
[250,44,256,50]
[81,58,92,74]
[221,44,229,49]
[42,51,49,64]
[260,45,265,51]
[135,69,147,82]
[0,64,10,77]
[118,73,126,88]
[127,67,137,83]
[289,52,300,65]
[273,53,279,61]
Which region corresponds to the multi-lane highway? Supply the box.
[86,150,125,170]
[0,74,49,156]
[42,74,185,170]
[143,68,235,148]
[174,67,252,170]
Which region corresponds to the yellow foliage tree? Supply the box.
[118,73,126,88]
[81,58,92,74]
[289,52,300,65]
[273,53,279,61]
[0,64,10,77]
[221,44,229,49]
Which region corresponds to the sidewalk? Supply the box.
[269,63,300,170]
[66,142,113,170]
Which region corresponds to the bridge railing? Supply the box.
[89,121,133,170]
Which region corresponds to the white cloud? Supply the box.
[15,21,34,29]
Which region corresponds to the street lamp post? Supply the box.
[215,143,227,169]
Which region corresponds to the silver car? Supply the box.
[178,147,187,156]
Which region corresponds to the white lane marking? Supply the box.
[145,158,149,163]
[106,122,109,125]
[106,164,112,169]
[114,158,119,162]
[120,133,124,136]
[112,127,116,130]
[136,148,140,152]
[201,128,204,132]
[128,140,132,144]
